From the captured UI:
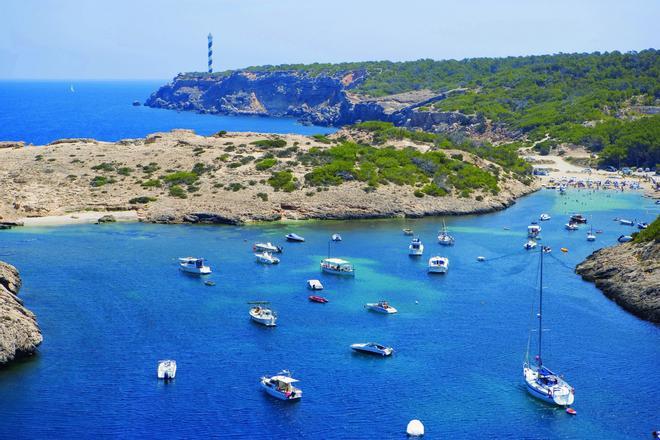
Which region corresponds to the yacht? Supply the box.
[617,235,633,243]
[523,247,575,407]
[285,233,305,242]
[565,222,579,231]
[350,342,393,356]
[408,238,424,256]
[437,220,455,246]
[428,256,449,273]
[637,222,648,230]
[306,279,324,290]
[255,251,280,265]
[157,360,177,380]
[320,258,355,276]
[524,240,537,250]
[178,257,212,275]
[331,233,342,242]
[365,301,398,314]
[260,370,302,401]
[619,218,634,226]
[527,223,541,238]
[253,242,283,253]
[249,303,277,327]
[539,213,551,221]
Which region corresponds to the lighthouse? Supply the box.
[207,33,213,73]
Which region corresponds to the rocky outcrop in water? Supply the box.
[576,240,659,323]
[0,261,42,365]
[146,71,469,131]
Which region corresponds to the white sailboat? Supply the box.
[523,247,575,407]
[437,220,455,246]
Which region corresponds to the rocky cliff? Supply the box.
[576,240,659,324]
[0,261,42,365]
[146,71,470,131]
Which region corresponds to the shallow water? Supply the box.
[0,190,658,439]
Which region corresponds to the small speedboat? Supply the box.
[320,258,355,276]
[253,242,283,253]
[285,233,305,242]
[408,238,424,256]
[539,213,551,221]
[524,240,537,250]
[637,222,648,229]
[350,342,393,356]
[157,360,177,380]
[402,228,414,236]
[617,235,633,243]
[308,295,328,303]
[307,279,324,290]
[570,214,587,224]
[331,233,342,241]
[255,251,280,265]
[477,256,486,262]
[260,370,302,401]
[428,256,449,273]
[365,301,397,314]
[528,223,541,238]
[565,222,579,231]
[249,303,277,326]
[178,257,212,275]
[619,219,634,226]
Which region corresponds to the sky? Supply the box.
[1,0,658,80]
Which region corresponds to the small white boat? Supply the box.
[365,301,398,314]
[617,235,633,243]
[406,420,425,437]
[477,256,486,262]
[619,219,634,226]
[260,370,302,401]
[637,222,648,230]
[565,222,579,231]
[437,220,455,246]
[253,242,283,253]
[539,213,551,221]
[402,228,414,236]
[307,279,324,290]
[285,233,305,242]
[528,223,541,238]
[331,233,342,242]
[320,258,355,276]
[524,240,537,250]
[255,251,280,265]
[157,360,177,380]
[350,342,393,356]
[249,303,277,326]
[587,227,596,241]
[178,257,212,274]
[428,256,449,273]
[408,238,424,256]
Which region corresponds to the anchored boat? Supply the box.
[260,370,302,401]
[249,302,277,327]
[178,257,212,275]
[320,258,354,276]
[365,301,398,314]
[437,220,455,246]
[539,213,551,221]
[524,239,538,250]
[331,233,342,242]
[428,256,449,273]
[527,223,541,238]
[253,242,283,253]
[255,251,280,265]
[157,360,177,380]
[285,233,305,242]
[408,238,424,256]
[350,342,393,356]
[306,279,324,290]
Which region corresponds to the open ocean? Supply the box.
[0,81,333,145]
[0,190,658,439]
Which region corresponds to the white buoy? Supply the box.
[406,419,424,436]
[477,256,486,262]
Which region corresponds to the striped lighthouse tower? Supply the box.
[207,33,213,73]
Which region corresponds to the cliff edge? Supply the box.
[0,261,42,365]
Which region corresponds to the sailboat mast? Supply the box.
[538,247,544,366]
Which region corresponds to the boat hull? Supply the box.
[523,367,574,406]
[321,267,354,276]
[179,266,211,275]
[351,345,393,356]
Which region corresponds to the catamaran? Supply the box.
[523,247,575,407]
[437,220,455,245]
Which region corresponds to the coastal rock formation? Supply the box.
[576,240,659,323]
[146,71,469,131]
[0,261,42,365]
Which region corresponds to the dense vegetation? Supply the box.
[633,216,660,243]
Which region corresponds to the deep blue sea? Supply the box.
[0,81,333,145]
[0,190,658,439]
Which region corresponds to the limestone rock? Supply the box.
[97,214,117,223]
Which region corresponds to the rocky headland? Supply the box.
[0,261,42,365]
[0,128,539,225]
[576,236,659,324]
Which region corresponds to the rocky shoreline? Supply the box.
[0,261,42,365]
[576,240,659,324]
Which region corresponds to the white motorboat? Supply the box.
[255,251,280,265]
[524,240,537,250]
[249,303,277,326]
[253,242,283,253]
[477,256,486,262]
[619,218,634,226]
[437,220,455,245]
[408,238,424,256]
[331,233,342,241]
[260,370,302,401]
[637,222,648,230]
[178,257,212,275]
[428,256,449,273]
[320,258,355,276]
[285,233,305,242]
[528,223,541,238]
[365,301,398,314]
[402,228,414,236]
[539,213,551,221]
[350,342,393,356]
[157,360,177,380]
[617,235,633,243]
[307,279,324,290]
[523,248,575,407]
[565,222,578,231]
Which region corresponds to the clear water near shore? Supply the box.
[0,81,334,145]
[0,190,658,439]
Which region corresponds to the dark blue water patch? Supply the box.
[0,190,657,439]
[0,81,335,145]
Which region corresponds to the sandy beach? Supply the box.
[19,211,139,227]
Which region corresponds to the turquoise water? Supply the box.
[0,190,658,439]
[0,81,333,145]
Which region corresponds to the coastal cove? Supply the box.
[0,190,657,439]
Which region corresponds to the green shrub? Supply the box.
[117,167,133,176]
[268,171,296,192]
[312,134,332,144]
[142,178,162,188]
[252,138,287,148]
[256,192,268,201]
[141,162,160,173]
[163,171,198,185]
[91,162,114,172]
[255,158,278,170]
[90,176,115,187]
[169,185,187,198]
[129,196,157,204]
